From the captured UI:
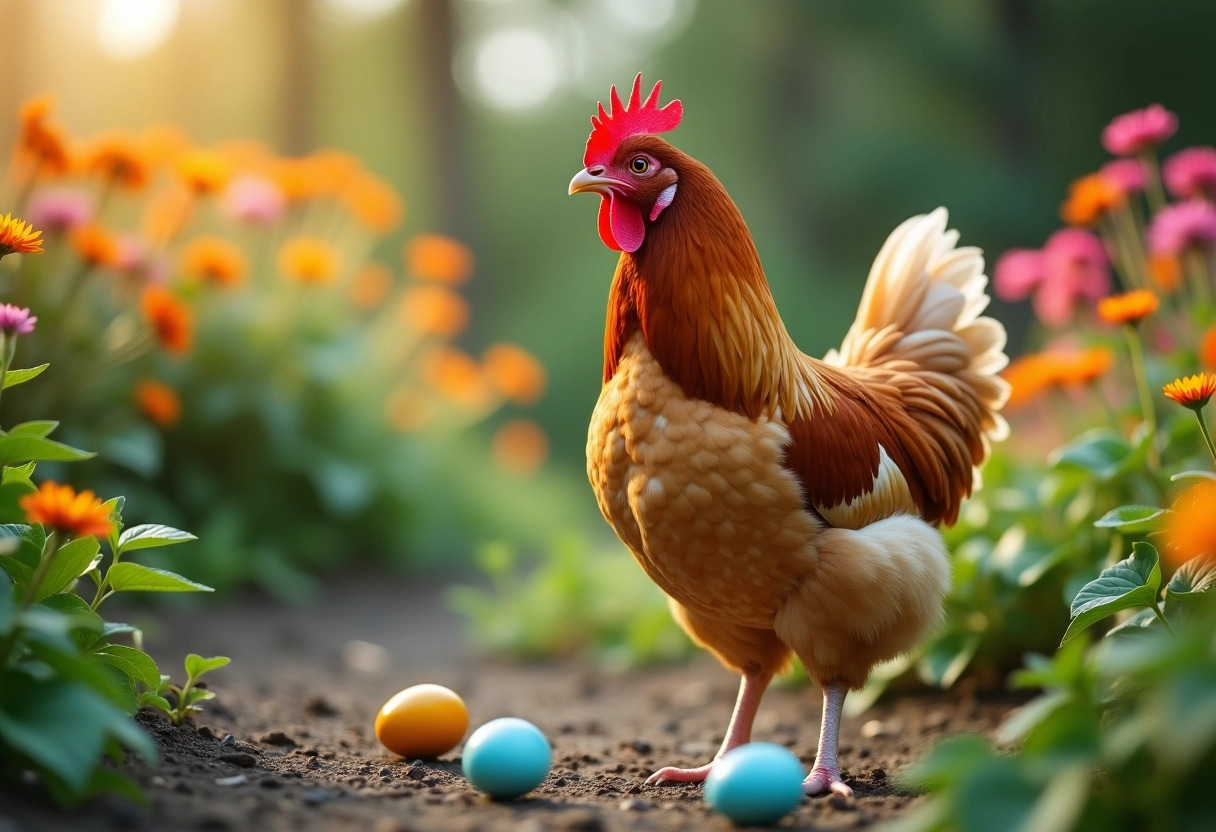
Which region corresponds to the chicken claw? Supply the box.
[803,765,854,798]
[803,682,853,799]
[645,763,716,785]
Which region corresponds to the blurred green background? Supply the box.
[3,0,1216,597]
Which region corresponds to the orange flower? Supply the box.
[1002,353,1059,408]
[1201,325,1216,371]
[82,131,150,191]
[141,185,195,245]
[136,379,182,427]
[278,238,340,284]
[1056,347,1115,386]
[343,175,404,233]
[1061,173,1125,226]
[384,386,432,432]
[70,224,119,267]
[1163,373,1216,410]
[483,344,547,404]
[270,157,319,201]
[141,287,193,355]
[17,95,71,176]
[350,263,394,309]
[422,348,490,408]
[1097,289,1159,325]
[182,236,246,287]
[1165,481,1216,566]
[20,481,113,540]
[308,149,361,194]
[405,234,473,284]
[0,214,44,257]
[492,420,549,475]
[1147,253,1182,293]
[138,124,192,167]
[176,150,232,194]
[399,286,468,336]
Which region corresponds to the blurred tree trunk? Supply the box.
[279,0,313,155]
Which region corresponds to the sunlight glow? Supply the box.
[470,27,561,112]
[319,0,409,22]
[96,0,181,61]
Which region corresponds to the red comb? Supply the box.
[583,74,683,167]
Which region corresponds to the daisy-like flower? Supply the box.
[1163,147,1216,200]
[17,95,71,176]
[1163,373,1216,410]
[181,236,246,287]
[83,131,150,191]
[278,238,340,285]
[1147,200,1216,255]
[1102,104,1178,156]
[135,379,182,428]
[221,175,286,225]
[0,304,37,336]
[342,175,404,234]
[483,344,547,405]
[141,286,193,355]
[176,150,232,194]
[1000,347,1114,408]
[399,286,468,337]
[1056,347,1115,387]
[994,229,1111,327]
[0,214,44,257]
[405,234,474,284]
[1097,289,1159,325]
[1165,482,1216,566]
[1100,158,1146,196]
[19,481,113,540]
[1060,173,1124,226]
[70,223,119,268]
[26,188,94,234]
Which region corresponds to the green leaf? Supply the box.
[1106,607,1159,638]
[184,653,230,680]
[35,536,101,600]
[998,690,1071,745]
[917,630,981,688]
[0,434,95,466]
[1093,505,1169,534]
[93,645,161,691]
[1050,429,1137,481]
[0,571,12,632]
[7,421,58,438]
[106,562,213,593]
[117,523,197,553]
[1,364,48,389]
[1165,555,1216,618]
[1060,542,1162,646]
[2,461,36,484]
[138,692,173,714]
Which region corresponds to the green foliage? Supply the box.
[140,654,231,726]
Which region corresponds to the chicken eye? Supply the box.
[630,156,650,175]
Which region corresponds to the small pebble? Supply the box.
[619,798,650,812]
[304,697,339,717]
[215,775,248,787]
[260,731,297,746]
[217,753,257,768]
[404,766,426,781]
[259,778,283,789]
[220,734,236,747]
[197,726,216,740]
[628,739,653,755]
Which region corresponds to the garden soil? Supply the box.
[0,573,1019,832]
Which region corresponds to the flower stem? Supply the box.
[1196,409,1216,468]
[1185,247,1213,312]
[1140,148,1168,215]
[1113,204,1148,288]
[0,332,14,420]
[0,531,62,668]
[1151,601,1177,637]
[1124,324,1159,469]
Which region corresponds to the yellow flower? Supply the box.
[278,238,340,285]
[0,214,44,257]
[1165,482,1216,566]
[1060,173,1124,226]
[176,150,232,194]
[20,481,113,540]
[399,286,468,336]
[136,379,182,427]
[405,234,473,284]
[182,236,246,287]
[1097,289,1159,326]
[483,344,547,405]
[1163,373,1216,411]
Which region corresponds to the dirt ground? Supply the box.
[0,574,1019,831]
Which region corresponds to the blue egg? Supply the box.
[704,742,805,825]
[462,717,551,799]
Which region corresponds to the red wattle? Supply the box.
[597,194,646,253]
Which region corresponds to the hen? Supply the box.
[568,75,1009,797]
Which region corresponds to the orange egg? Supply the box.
[374,684,468,759]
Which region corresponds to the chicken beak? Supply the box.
[569,168,625,196]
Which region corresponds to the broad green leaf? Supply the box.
[1093,505,1169,534]
[39,593,103,634]
[93,645,161,691]
[117,524,197,553]
[1,364,48,389]
[1106,608,1159,638]
[998,690,1071,745]
[2,461,36,484]
[35,537,101,600]
[1165,555,1216,613]
[138,692,173,714]
[7,421,58,438]
[184,653,230,680]
[1060,543,1161,646]
[0,434,95,466]
[106,562,212,593]
[917,630,981,688]
[1171,469,1216,483]
[1050,429,1135,481]
[182,688,216,708]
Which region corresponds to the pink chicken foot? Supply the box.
[645,671,771,785]
[803,682,853,798]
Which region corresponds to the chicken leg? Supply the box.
[803,682,853,797]
[645,671,771,784]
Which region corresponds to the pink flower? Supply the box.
[113,233,147,273]
[221,175,286,225]
[0,304,37,335]
[1163,147,1216,200]
[994,229,1110,327]
[1100,158,1145,196]
[1102,104,1178,156]
[26,188,93,233]
[1147,200,1216,255]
